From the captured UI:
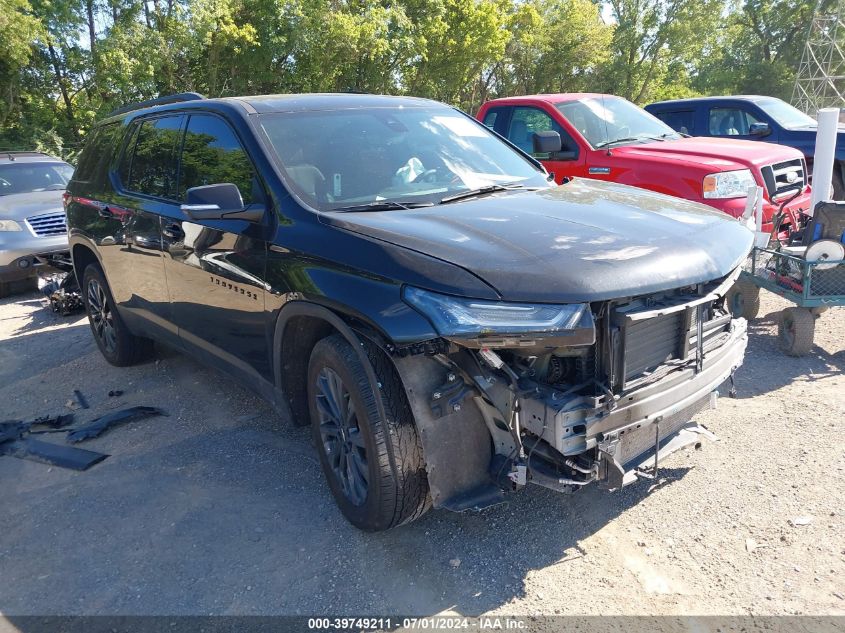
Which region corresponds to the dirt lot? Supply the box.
[1,289,843,620]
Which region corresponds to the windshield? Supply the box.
[756,98,817,129]
[0,162,74,196]
[556,97,680,148]
[259,107,550,211]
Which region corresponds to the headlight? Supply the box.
[0,220,23,231]
[703,169,756,199]
[403,286,594,342]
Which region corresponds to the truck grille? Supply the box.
[26,212,67,237]
[762,159,806,199]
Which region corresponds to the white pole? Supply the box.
[809,108,839,213]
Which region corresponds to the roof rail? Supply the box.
[106,92,206,118]
[0,151,51,161]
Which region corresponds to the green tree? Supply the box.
[601,0,722,103]
[693,0,824,99]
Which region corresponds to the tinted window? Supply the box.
[127,115,184,199]
[179,114,256,204]
[654,110,694,135]
[708,108,760,136]
[74,122,122,182]
[482,110,499,129]
[117,122,140,186]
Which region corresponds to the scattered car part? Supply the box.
[0,438,108,471]
[66,406,166,443]
[0,414,108,471]
[108,390,123,397]
[72,389,89,410]
[36,251,83,315]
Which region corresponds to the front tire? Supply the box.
[82,263,154,366]
[307,334,429,531]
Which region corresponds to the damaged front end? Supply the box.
[393,267,747,512]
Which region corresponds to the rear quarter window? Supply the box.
[73,122,122,183]
[125,115,184,200]
[654,110,695,135]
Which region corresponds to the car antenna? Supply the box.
[602,94,612,156]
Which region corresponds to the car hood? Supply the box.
[324,179,754,303]
[613,137,802,170]
[0,190,65,220]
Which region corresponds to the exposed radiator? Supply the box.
[623,312,683,382]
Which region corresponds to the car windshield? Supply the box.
[0,162,74,196]
[258,106,550,211]
[756,98,817,129]
[557,96,680,148]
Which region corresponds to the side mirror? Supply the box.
[533,131,563,154]
[749,122,771,137]
[180,183,264,222]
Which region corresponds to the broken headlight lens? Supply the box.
[703,169,756,199]
[0,220,23,231]
[403,286,592,337]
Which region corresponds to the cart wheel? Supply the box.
[778,308,815,356]
[725,277,761,320]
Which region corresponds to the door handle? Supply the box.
[98,206,114,219]
[162,223,184,239]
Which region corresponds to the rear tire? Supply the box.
[82,263,154,366]
[307,334,430,531]
[725,277,761,320]
[778,307,815,357]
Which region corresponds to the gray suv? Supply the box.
[0,152,74,296]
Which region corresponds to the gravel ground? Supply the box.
[0,289,843,621]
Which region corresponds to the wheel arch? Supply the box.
[70,241,102,286]
[272,301,395,428]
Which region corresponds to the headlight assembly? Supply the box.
[703,169,756,199]
[403,286,595,345]
[0,220,23,232]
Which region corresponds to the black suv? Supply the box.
[67,92,752,531]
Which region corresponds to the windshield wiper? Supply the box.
[329,200,434,213]
[438,184,528,205]
[594,136,645,149]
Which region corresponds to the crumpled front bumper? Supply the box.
[521,318,748,491]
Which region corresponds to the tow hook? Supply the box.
[596,432,625,489]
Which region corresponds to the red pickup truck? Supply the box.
[477,94,812,233]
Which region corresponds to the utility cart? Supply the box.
[741,246,844,355]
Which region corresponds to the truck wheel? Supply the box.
[725,277,761,320]
[778,307,815,356]
[82,263,154,366]
[307,334,430,531]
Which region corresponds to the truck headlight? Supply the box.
[403,286,594,339]
[0,220,23,231]
[703,169,756,199]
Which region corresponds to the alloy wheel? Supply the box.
[315,367,369,506]
[87,278,117,353]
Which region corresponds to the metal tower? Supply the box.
[792,0,845,113]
